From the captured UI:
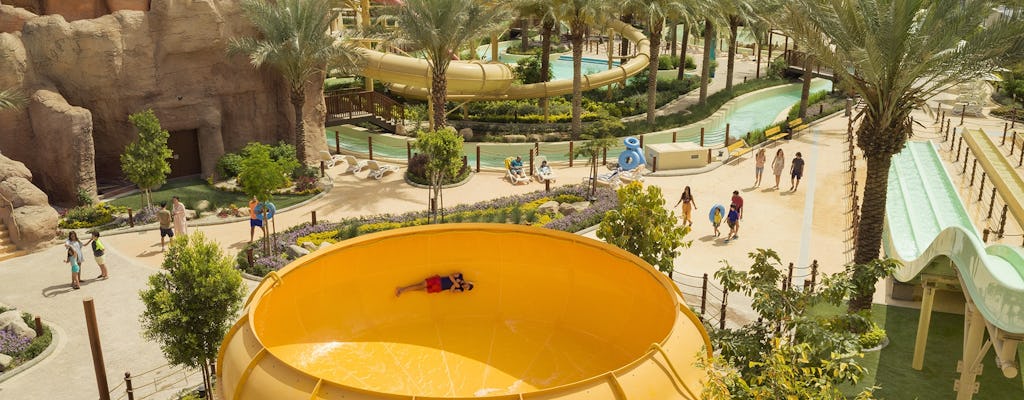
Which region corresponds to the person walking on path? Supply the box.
[724,204,740,243]
[790,152,806,192]
[83,231,109,280]
[711,206,724,237]
[158,202,174,251]
[674,186,697,226]
[731,190,744,220]
[249,196,264,242]
[64,231,84,267]
[754,149,766,187]
[171,196,188,235]
[771,148,785,189]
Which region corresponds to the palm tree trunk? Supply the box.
[677,22,689,80]
[849,152,892,311]
[431,65,448,128]
[291,91,308,164]
[669,20,677,60]
[620,14,631,56]
[646,21,663,126]
[539,19,554,119]
[571,31,584,139]
[726,18,738,91]
[798,55,812,118]
[520,18,529,52]
[699,19,713,105]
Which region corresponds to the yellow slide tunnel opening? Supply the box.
[218,224,710,399]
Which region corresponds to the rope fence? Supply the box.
[111,363,203,400]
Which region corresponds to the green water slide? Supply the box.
[883,140,1024,398]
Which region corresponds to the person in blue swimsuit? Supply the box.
[395,272,474,296]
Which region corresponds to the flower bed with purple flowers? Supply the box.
[0,307,53,375]
[237,185,617,277]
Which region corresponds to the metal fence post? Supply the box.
[311,211,317,226]
[811,260,819,291]
[999,205,1009,238]
[127,208,134,227]
[367,136,374,160]
[475,146,481,173]
[125,372,135,400]
[84,298,110,400]
[700,127,705,147]
[719,289,728,330]
[978,172,986,202]
[787,262,794,290]
[988,188,997,219]
[569,141,574,167]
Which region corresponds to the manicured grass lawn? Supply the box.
[842,304,1024,399]
[108,177,315,211]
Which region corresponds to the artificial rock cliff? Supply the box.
[0,0,328,204]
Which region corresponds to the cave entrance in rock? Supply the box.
[167,129,201,178]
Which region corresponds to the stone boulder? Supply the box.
[558,201,590,216]
[0,177,49,208]
[318,242,331,250]
[25,89,96,203]
[11,205,59,250]
[300,241,317,251]
[459,128,473,140]
[0,353,12,371]
[536,201,559,215]
[504,134,527,143]
[0,4,35,33]
[0,310,36,340]
[286,244,309,259]
[195,200,210,211]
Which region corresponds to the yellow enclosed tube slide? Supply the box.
[217,224,710,399]
[358,19,650,100]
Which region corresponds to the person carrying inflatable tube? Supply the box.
[617,137,647,171]
[249,197,276,242]
[709,204,725,237]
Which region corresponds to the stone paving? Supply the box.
[0,53,1012,399]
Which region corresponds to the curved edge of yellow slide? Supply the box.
[358,19,651,101]
[217,224,710,400]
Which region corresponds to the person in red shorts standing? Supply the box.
[396,272,474,296]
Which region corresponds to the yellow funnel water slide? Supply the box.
[883,140,1024,399]
[217,224,710,399]
[358,19,651,100]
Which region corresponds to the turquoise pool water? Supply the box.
[327,80,834,168]
[478,42,619,81]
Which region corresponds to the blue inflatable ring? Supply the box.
[254,202,276,221]
[618,137,646,171]
[708,204,726,224]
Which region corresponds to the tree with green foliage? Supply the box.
[513,55,553,85]
[139,231,246,398]
[710,249,898,396]
[229,0,364,164]
[552,0,610,138]
[414,127,465,223]
[388,0,511,128]
[238,143,297,253]
[701,338,878,400]
[569,134,617,199]
[121,109,173,207]
[622,0,688,126]
[516,0,558,117]
[776,0,1024,311]
[598,182,691,275]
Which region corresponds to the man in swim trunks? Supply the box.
[790,152,806,192]
[395,272,474,296]
[249,196,264,242]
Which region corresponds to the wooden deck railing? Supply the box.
[324,90,405,131]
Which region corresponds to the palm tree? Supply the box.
[552,0,609,138]
[389,0,511,128]
[779,0,1024,311]
[722,0,766,91]
[677,20,691,80]
[229,0,364,164]
[698,18,716,104]
[623,0,688,126]
[516,0,558,117]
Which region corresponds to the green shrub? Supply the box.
[76,187,94,207]
[658,55,680,70]
[216,152,246,178]
[59,203,123,229]
[787,90,830,119]
[684,55,696,69]
[513,55,551,84]
[553,194,585,204]
[296,230,340,246]
[217,142,300,179]
[991,105,1024,121]
[859,324,887,349]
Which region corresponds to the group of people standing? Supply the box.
[63,231,108,290]
[753,148,805,192]
[156,196,189,251]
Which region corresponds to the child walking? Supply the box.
[725,204,740,243]
[712,207,724,237]
[84,231,109,280]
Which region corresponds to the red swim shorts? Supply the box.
[425,275,442,293]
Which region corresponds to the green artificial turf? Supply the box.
[843,304,1024,399]
[108,177,315,212]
